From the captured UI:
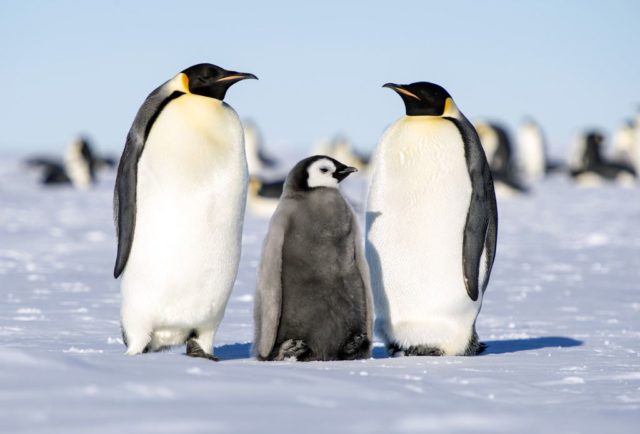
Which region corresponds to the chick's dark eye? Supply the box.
[320,167,329,173]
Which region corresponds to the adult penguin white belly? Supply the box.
[366,82,497,357]
[114,63,257,359]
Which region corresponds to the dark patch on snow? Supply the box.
[482,337,583,355]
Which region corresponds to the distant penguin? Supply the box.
[243,119,277,176]
[25,136,97,188]
[612,119,640,173]
[246,176,285,217]
[366,82,498,357]
[569,130,636,186]
[254,156,373,361]
[64,136,95,189]
[313,135,370,173]
[475,121,528,196]
[114,63,257,359]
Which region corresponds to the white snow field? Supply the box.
[1,155,639,434]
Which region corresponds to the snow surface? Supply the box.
[1,156,639,434]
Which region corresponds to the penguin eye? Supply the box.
[320,167,329,174]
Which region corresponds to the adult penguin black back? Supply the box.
[366,82,498,356]
[114,63,256,359]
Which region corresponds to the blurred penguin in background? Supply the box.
[569,130,636,186]
[243,119,278,177]
[516,118,562,182]
[313,135,370,174]
[247,176,286,217]
[611,112,640,173]
[474,121,528,196]
[243,119,287,217]
[25,136,114,189]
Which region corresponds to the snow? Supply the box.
[1,156,639,433]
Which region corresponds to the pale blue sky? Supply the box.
[1,0,638,156]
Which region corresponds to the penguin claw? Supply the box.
[186,339,219,361]
[277,339,309,361]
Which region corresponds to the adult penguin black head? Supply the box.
[181,63,258,100]
[383,82,454,117]
[285,155,358,192]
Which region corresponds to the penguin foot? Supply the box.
[276,339,309,361]
[186,339,219,361]
[388,343,444,357]
[463,330,486,356]
[339,333,371,360]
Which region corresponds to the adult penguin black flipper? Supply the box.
[113,75,187,278]
[447,116,498,301]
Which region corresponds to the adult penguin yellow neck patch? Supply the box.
[169,73,190,93]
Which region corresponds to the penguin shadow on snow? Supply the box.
[214,342,252,360]
[481,336,583,355]
[370,337,583,359]
[211,339,584,361]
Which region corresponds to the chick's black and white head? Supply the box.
[286,156,357,191]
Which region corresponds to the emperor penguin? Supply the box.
[114,63,257,360]
[516,118,548,182]
[254,156,373,361]
[612,119,640,173]
[25,136,97,188]
[243,119,278,176]
[474,121,528,196]
[64,136,96,189]
[366,82,498,357]
[246,175,285,217]
[568,130,636,186]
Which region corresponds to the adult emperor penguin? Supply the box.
[254,156,373,361]
[516,118,549,182]
[243,119,278,177]
[246,175,286,217]
[612,117,640,173]
[568,130,636,185]
[366,82,498,357]
[25,136,97,188]
[474,121,528,195]
[114,63,257,360]
[516,118,564,180]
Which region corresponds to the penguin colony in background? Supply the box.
[109,62,636,361]
[25,136,115,189]
[568,130,636,186]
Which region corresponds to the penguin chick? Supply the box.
[254,156,373,361]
